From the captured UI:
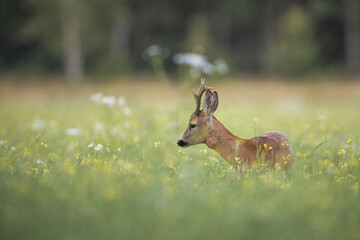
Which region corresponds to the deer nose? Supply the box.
[177,140,188,147]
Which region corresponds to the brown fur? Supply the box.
[180,114,294,169]
[178,83,294,169]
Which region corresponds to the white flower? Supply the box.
[154,141,161,147]
[66,128,82,136]
[90,92,103,104]
[124,121,131,129]
[94,144,103,151]
[106,147,110,152]
[110,128,118,135]
[173,53,215,74]
[101,96,116,106]
[11,146,16,151]
[36,159,46,165]
[144,45,162,57]
[214,58,229,75]
[31,119,46,131]
[123,107,132,117]
[118,147,122,152]
[88,141,95,148]
[48,120,57,128]
[0,140,3,145]
[117,97,126,106]
[93,122,104,133]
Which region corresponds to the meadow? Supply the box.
[0,78,360,239]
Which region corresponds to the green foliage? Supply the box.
[0,83,360,239]
[274,6,320,76]
[0,0,353,77]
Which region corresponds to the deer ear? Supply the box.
[203,90,218,114]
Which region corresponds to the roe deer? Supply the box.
[177,78,294,169]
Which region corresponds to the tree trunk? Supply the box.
[60,0,83,85]
[344,0,360,74]
[110,21,129,58]
[261,0,277,74]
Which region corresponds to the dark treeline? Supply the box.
[0,0,359,82]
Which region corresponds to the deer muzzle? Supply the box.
[177,140,188,147]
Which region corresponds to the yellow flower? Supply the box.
[253,117,260,125]
[133,136,139,143]
[337,148,346,156]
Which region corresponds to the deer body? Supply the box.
[177,79,294,169]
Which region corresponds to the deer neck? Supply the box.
[205,116,249,164]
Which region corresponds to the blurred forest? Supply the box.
[0,0,359,83]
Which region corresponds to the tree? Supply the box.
[59,0,83,85]
[344,0,360,74]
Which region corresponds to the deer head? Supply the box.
[177,78,219,147]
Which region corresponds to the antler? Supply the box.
[192,78,213,112]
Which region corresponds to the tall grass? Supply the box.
[0,81,359,239]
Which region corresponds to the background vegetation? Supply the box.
[0,0,359,82]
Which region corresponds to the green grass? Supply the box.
[0,81,360,239]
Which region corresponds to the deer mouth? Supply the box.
[177,140,188,147]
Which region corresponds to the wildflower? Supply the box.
[317,114,325,122]
[90,92,103,104]
[253,117,260,125]
[36,159,45,165]
[123,107,132,117]
[88,141,95,148]
[118,147,122,152]
[31,119,46,131]
[144,45,163,57]
[173,53,215,74]
[94,144,103,151]
[214,58,229,75]
[93,122,104,133]
[49,120,57,128]
[154,141,161,147]
[263,144,272,150]
[124,121,131,129]
[101,96,116,106]
[32,168,38,175]
[133,136,139,143]
[0,140,3,145]
[11,146,16,151]
[117,97,126,106]
[337,148,347,157]
[66,128,82,136]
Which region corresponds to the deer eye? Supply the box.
[190,124,196,129]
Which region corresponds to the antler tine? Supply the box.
[192,78,213,112]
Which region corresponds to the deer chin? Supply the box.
[177,140,189,148]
